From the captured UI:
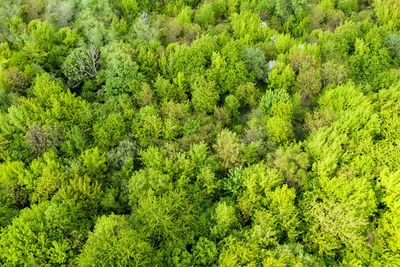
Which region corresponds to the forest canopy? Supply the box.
[0,0,400,265]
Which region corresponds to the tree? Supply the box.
[337,0,358,13]
[131,12,160,42]
[93,113,127,151]
[266,0,310,21]
[133,106,165,147]
[136,45,160,81]
[268,144,310,188]
[0,1,22,43]
[239,162,284,214]
[262,243,320,266]
[192,237,218,266]
[288,49,317,74]
[0,202,76,265]
[135,83,155,107]
[349,38,391,83]
[0,160,28,223]
[78,215,156,266]
[2,67,29,93]
[386,33,400,62]
[234,82,260,107]
[267,64,296,92]
[196,166,220,198]
[230,11,270,44]
[132,190,193,241]
[321,61,347,87]
[44,0,75,28]
[25,122,63,155]
[218,238,261,266]
[99,41,145,95]
[374,0,400,31]
[118,0,139,18]
[211,201,239,239]
[224,94,240,119]
[61,126,89,158]
[303,175,377,259]
[191,76,219,113]
[294,66,322,106]
[62,47,100,88]
[267,185,301,241]
[1,0,400,264]
[28,20,56,52]
[54,174,103,224]
[223,166,244,198]
[194,3,215,27]
[243,47,269,80]
[27,151,65,202]
[259,89,290,115]
[213,129,243,170]
[154,75,186,102]
[375,170,400,264]
[265,101,294,144]
[21,0,45,21]
[106,137,137,170]
[79,147,107,182]
[128,168,172,205]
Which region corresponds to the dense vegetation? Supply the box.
[0,0,400,265]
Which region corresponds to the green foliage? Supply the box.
[132,190,193,241]
[28,20,56,52]
[191,75,219,113]
[214,129,243,170]
[267,64,296,92]
[304,175,376,258]
[196,166,220,198]
[194,2,215,27]
[93,113,127,151]
[223,166,244,197]
[0,0,399,265]
[349,38,392,83]
[230,11,270,44]
[235,82,260,107]
[259,89,290,114]
[269,144,310,187]
[27,151,65,202]
[131,13,160,42]
[294,66,322,105]
[99,41,145,95]
[78,215,156,266]
[193,237,218,265]
[0,160,28,212]
[266,0,311,21]
[1,67,29,93]
[337,0,358,13]
[0,202,75,265]
[106,137,137,169]
[128,168,172,205]
[386,33,400,61]
[243,47,270,80]
[377,170,400,260]
[224,94,240,118]
[218,239,261,266]
[321,61,347,86]
[80,147,107,181]
[265,101,294,144]
[375,0,400,31]
[120,0,139,18]
[211,201,239,239]
[25,122,62,155]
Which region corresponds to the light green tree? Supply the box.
[78,215,156,266]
